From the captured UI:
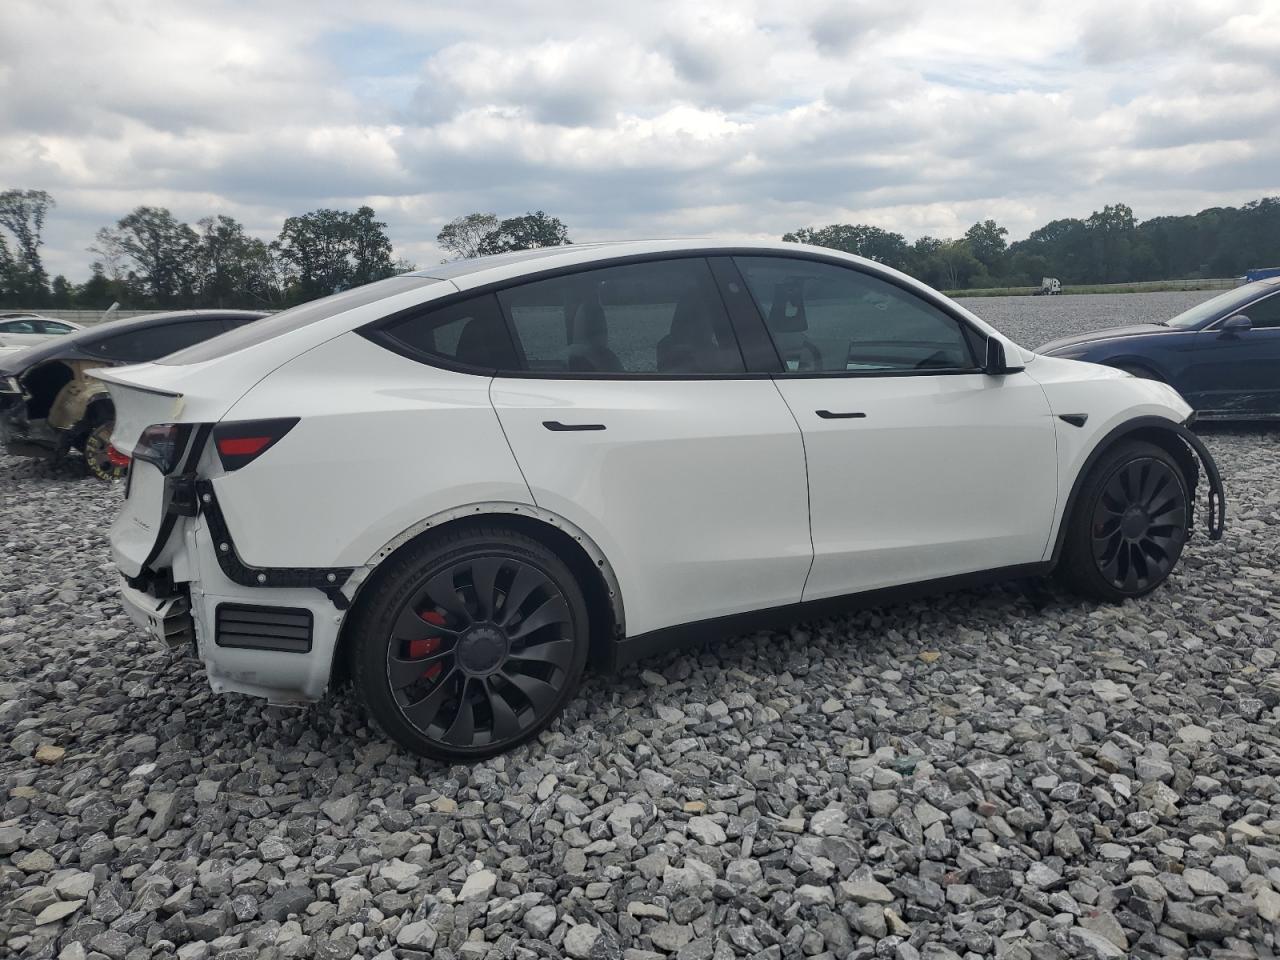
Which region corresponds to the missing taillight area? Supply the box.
[213,417,300,471]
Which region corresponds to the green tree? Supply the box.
[196,215,280,307]
[1086,203,1137,282]
[275,206,396,303]
[783,224,910,270]
[0,188,55,303]
[49,275,74,307]
[93,206,200,306]
[964,220,1009,274]
[476,211,571,255]
[437,212,499,260]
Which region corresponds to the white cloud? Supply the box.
[0,0,1277,278]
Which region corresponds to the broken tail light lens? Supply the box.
[133,423,192,474]
[213,418,299,471]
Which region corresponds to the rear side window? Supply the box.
[1,319,36,333]
[497,258,745,375]
[734,257,978,374]
[92,319,231,362]
[379,294,519,370]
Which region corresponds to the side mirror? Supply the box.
[1220,314,1251,337]
[984,337,1024,375]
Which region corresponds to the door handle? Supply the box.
[815,410,867,419]
[542,420,606,431]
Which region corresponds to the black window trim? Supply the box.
[357,247,997,381]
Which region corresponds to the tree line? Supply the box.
[785,197,1280,290]
[0,191,572,310]
[2,187,1278,309]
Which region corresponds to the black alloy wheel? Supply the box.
[1061,439,1189,601]
[351,526,589,759]
[1089,456,1187,593]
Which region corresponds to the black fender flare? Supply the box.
[1049,415,1225,565]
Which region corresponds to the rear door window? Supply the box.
[497,258,745,375]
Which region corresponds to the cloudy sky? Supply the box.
[2,0,1278,279]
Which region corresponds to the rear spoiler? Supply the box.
[88,367,184,399]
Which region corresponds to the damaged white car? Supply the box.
[97,240,1225,759]
[1,310,263,479]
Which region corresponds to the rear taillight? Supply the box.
[213,418,299,471]
[133,423,193,474]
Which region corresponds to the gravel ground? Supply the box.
[962,291,1219,349]
[3,292,1280,960]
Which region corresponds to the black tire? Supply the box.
[1059,440,1189,601]
[348,524,590,760]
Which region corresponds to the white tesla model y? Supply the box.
[97,240,1225,759]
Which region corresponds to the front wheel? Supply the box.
[349,525,590,760]
[1059,440,1189,601]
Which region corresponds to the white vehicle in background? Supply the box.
[95,240,1225,760]
[1038,277,1062,296]
[0,313,82,347]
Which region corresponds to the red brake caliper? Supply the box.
[408,611,447,681]
[106,445,131,468]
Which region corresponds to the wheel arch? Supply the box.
[1102,356,1167,382]
[1049,415,1202,566]
[332,503,625,682]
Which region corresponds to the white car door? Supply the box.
[731,255,1059,602]
[487,256,813,637]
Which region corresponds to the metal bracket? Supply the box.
[194,480,354,604]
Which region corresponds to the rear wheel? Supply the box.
[350,525,589,760]
[83,421,129,481]
[1060,440,1189,601]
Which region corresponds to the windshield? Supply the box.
[1165,283,1269,329]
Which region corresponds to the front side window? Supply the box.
[734,257,978,374]
[1238,291,1280,330]
[37,320,75,334]
[379,293,519,370]
[498,258,745,375]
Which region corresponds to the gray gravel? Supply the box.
[3,293,1280,960]
[963,291,1219,349]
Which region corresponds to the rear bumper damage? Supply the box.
[124,506,351,705]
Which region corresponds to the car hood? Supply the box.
[1037,323,1175,354]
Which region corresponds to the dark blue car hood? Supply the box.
[1038,323,1177,354]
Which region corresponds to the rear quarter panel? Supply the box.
[211,332,534,568]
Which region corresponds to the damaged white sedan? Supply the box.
[97,240,1225,760]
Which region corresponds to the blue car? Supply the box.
[1038,277,1280,419]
